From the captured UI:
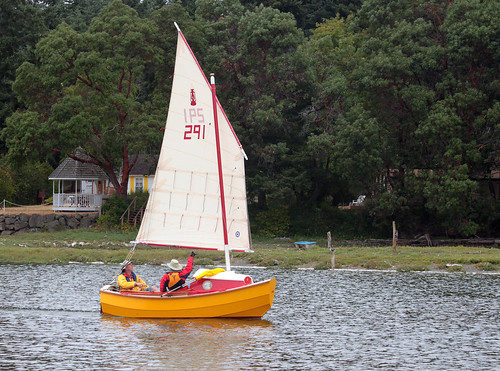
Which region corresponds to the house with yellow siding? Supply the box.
[127,155,158,194]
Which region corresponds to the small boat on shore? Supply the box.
[100,22,276,318]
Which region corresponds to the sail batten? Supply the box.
[135,27,252,253]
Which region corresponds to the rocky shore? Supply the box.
[0,212,99,235]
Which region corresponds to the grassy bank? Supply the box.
[0,229,499,272]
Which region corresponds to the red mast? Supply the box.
[211,74,231,269]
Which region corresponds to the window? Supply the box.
[135,177,144,192]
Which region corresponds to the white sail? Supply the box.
[134,29,251,253]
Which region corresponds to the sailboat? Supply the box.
[100,23,276,318]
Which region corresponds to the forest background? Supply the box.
[0,0,498,240]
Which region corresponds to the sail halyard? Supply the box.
[132,23,252,256]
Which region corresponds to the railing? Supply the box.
[120,197,147,227]
[52,194,102,211]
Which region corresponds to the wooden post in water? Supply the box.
[392,221,398,252]
[328,231,334,269]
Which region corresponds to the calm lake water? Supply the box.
[0,263,499,370]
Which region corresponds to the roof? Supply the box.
[129,154,158,176]
[49,155,109,180]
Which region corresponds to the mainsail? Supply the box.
[134,25,251,253]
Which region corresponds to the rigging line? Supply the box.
[110,244,136,285]
[203,172,208,212]
[229,174,234,195]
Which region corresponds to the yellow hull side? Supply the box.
[100,279,276,318]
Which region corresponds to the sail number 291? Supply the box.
[184,108,206,140]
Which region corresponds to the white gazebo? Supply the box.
[49,155,112,212]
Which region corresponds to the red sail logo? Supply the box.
[190,89,196,106]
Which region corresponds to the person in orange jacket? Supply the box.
[117,261,159,292]
[160,252,195,292]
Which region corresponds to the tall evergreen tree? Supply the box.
[195,1,310,209]
[332,0,500,236]
[0,0,47,153]
[239,0,363,31]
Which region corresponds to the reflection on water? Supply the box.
[0,264,499,370]
[100,317,275,369]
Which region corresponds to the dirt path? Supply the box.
[1,204,97,216]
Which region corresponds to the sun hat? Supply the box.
[167,259,183,271]
[120,260,132,272]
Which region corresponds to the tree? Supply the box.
[239,0,363,31]
[150,3,205,114]
[195,1,310,209]
[301,15,370,206]
[56,0,113,32]
[335,0,500,236]
[0,0,47,153]
[1,0,164,196]
[0,166,16,203]
[416,0,500,235]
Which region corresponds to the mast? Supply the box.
[211,74,231,271]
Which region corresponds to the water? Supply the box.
[0,264,498,370]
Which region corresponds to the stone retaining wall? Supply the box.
[0,213,99,235]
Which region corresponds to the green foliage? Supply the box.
[252,207,290,238]
[239,0,363,31]
[0,0,498,238]
[0,166,15,202]
[196,2,311,209]
[288,203,387,239]
[2,0,164,195]
[98,191,150,229]
[97,194,130,228]
[1,161,53,205]
[0,1,48,153]
[132,191,150,209]
[317,0,500,237]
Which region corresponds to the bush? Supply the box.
[97,191,150,229]
[97,194,129,228]
[252,207,290,238]
[0,166,15,201]
[288,202,387,239]
[0,160,52,205]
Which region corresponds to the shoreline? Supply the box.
[0,229,499,273]
[1,247,498,274]
[56,260,500,275]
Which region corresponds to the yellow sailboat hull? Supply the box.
[100,278,276,318]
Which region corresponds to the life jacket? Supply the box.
[163,272,183,292]
[123,272,137,282]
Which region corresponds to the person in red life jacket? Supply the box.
[160,252,195,292]
[117,261,159,292]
